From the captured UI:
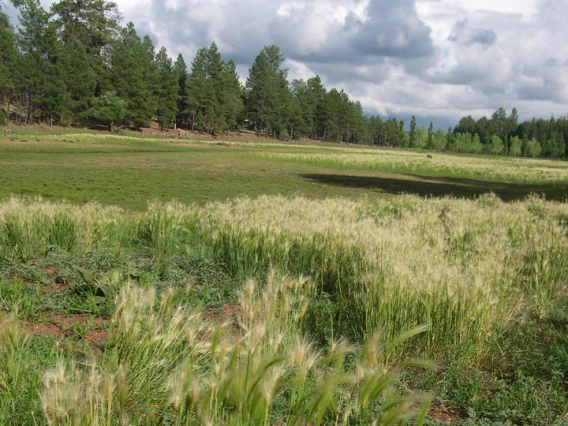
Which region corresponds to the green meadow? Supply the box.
[0,128,567,425]
[2,128,567,210]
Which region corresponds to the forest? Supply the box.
[0,0,567,158]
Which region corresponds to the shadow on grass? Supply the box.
[301,173,568,202]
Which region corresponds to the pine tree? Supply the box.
[245,45,290,138]
[446,127,453,151]
[219,59,243,132]
[205,42,225,132]
[155,47,178,130]
[60,34,96,122]
[50,0,121,96]
[12,0,53,123]
[109,22,154,127]
[320,89,341,141]
[173,54,188,128]
[409,116,417,148]
[307,76,326,139]
[187,44,224,133]
[142,35,159,118]
[0,9,17,116]
[427,122,434,150]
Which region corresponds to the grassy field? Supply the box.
[1,127,567,210]
[0,127,567,425]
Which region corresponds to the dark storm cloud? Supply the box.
[347,0,434,58]
[449,19,497,47]
[468,29,497,46]
[133,0,274,67]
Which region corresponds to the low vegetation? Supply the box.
[1,130,567,211]
[0,189,567,424]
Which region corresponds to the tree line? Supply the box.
[0,1,566,158]
[451,107,567,158]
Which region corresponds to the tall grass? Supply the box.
[1,194,567,364]
[6,273,430,425]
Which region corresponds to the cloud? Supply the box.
[347,0,434,59]
[448,19,497,47]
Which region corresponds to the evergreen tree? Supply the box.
[0,9,17,116]
[307,76,326,138]
[173,53,188,128]
[11,0,54,123]
[351,101,369,144]
[558,132,566,158]
[206,42,226,132]
[290,79,309,138]
[245,45,291,138]
[446,127,453,151]
[187,47,208,131]
[369,115,385,145]
[383,118,403,147]
[50,0,121,96]
[187,43,229,133]
[491,107,508,140]
[142,34,159,117]
[219,59,243,132]
[475,116,491,145]
[427,122,434,150]
[109,22,154,127]
[155,47,178,130]
[409,116,417,148]
[60,34,96,122]
[320,88,341,142]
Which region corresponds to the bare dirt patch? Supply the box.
[27,315,110,346]
[25,280,66,293]
[203,304,242,341]
[31,323,61,336]
[85,329,109,346]
[428,404,468,423]
[52,314,105,328]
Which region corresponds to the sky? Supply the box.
[6,0,568,129]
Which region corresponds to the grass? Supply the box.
[0,126,567,424]
[1,128,567,210]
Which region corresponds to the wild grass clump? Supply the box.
[29,273,432,425]
[0,197,134,262]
